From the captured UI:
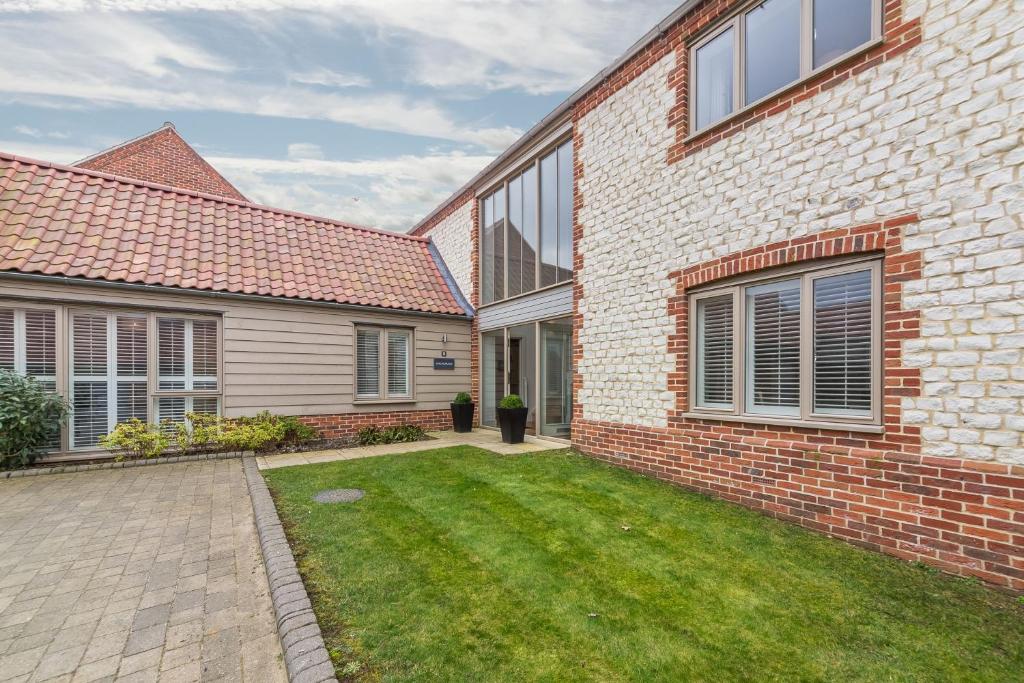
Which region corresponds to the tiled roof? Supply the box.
[0,153,467,316]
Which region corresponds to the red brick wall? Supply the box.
[298,408,453,439]
[78,125,247,201]
[573,218,1024,590]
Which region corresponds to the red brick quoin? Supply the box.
[574,216,1024,590]
[298,408,452,439]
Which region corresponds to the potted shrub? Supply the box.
[450,392,475,433]
[496,394,528,444]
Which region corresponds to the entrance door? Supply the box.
[481,330,505,427]
[540,318,572,438]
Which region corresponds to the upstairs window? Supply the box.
[481,138,573,304]
[689,259,881,428]
[356,326,412,400]
[690,0,880,133]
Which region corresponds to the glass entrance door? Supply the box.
[481,317,571,437]
[540,318,573,438]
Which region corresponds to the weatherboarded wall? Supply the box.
[0,278,471,420]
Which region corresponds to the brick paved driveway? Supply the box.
[0,460,286,683]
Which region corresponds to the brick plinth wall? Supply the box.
[299,408,453,439]
[573,218,1024,590]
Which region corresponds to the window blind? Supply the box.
[24,310,56,389]
[158,318,186,390]
[747,280,801,413]
[115,316,148,426]
[387,331,410,397]
[71,313,109,447]
[0,309,13,371]
[813,270,872,414]
[696,295,733,407]
[192,319,218,390]
[356,329,380,397]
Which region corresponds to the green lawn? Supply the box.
[264,446,1024,682]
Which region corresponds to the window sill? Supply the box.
[682,37,885,145]
[680,412,883,434]
[353,398,417,406]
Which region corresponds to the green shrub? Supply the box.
[499,394,524,409]
[173,411,224,454]
[279,415,318,444]
[101,418,171,461]
[356,424,427,446]
[0,370,70,470]
[453,392,472,405]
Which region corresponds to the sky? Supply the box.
[0,0,680,232]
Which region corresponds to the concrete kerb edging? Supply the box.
[242,456,338,683]
[2,450,249,478]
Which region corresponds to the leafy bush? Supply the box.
[452,392,472,405]
[499,394,524,409]
[356,425,427,446]
[100,418,171,461]
[105,410,320,459]
[0,370,70,470]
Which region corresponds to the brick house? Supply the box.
[0,125,473,453]
[412,0,1024,588]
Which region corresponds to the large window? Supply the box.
[155,316,221,428]
[481,138,573,304]
[355,326,412,400]
[68,311,221,447]
[1,305,59,449]
[689,259,880,427]
[690,0,880,132]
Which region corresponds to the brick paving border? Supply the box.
[1,451,248,479]
[242,457,338,683]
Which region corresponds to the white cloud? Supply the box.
[0,1,679,95]
[0,14,522,151]
[289,67,370,89]
[210,150,493,230]
[13,124,70,139]
[287,143,325,160]
[0,139,92,163]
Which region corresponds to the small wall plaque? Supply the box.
[433,357,455,370]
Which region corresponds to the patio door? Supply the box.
[480,318,569,437]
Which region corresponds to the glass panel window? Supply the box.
[481,195,494,305]
[813,269,872,415]
[695,27,734,130]
[522,166,538,294]
[157,317,218,392]
[356,328,380,398]
[692,0,877,132]
[814,0,873,68]
[1,307,59,448]
[507,175,523,298]
[357,327,412,400]
[745,0,801,105]
[387,331,411,398]
[71,312,150,448]
[745,280,801,416]
[492,189,505,301]
[691,260,879,426]
[696,295,734,408]
[556,140,574,282]
[539,150,558,288]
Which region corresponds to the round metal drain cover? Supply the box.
[313,488,365,504]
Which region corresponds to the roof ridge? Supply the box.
[0,150,428,243]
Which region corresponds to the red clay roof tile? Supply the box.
[0,152,466,316]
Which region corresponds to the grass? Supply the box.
[264,446,1024,682]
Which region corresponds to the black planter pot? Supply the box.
[450,402,475,433]
[496,407,528,444]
